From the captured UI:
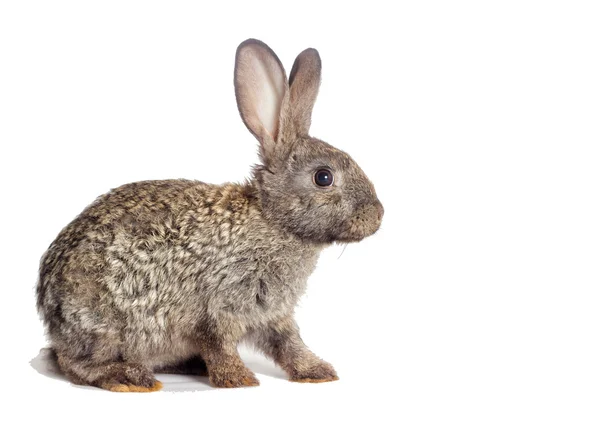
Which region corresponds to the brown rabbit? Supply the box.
[36,39,383,392]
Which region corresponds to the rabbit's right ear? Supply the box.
[234,39,289,161]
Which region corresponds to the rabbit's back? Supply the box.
[37,180,321,365]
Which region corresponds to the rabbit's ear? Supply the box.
[235,39,288,156]
[288,48,321,136]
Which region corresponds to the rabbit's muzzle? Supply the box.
[336,200,384,242]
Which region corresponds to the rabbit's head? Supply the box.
[235,39,383,243]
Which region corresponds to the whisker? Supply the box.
[337,243,348,259]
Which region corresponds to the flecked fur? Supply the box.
[36,39,383,391]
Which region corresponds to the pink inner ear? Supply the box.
[249,55,286,139]
[237,44,287,142]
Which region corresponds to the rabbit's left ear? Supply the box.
[235,39,289,159]
[288,48,322,136]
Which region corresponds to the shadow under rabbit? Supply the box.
[30,346,288,392]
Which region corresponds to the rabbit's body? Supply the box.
[38,180,321,371]
[37,39,383,391]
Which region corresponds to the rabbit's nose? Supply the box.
[375,200,384,221]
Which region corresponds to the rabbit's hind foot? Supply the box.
[102,380,163,393]
[95,363,163,393]
[56,353,162,393]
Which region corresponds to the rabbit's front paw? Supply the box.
[209,367,260,388]
[290,361,339,383]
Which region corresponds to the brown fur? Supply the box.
[36,39,383,391]
[104,381,163,393]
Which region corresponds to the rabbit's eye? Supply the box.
[314,169,334,187]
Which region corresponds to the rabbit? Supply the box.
[36,38,384,392]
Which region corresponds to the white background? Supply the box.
[1,1,599,443]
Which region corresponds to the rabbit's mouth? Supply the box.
[334,201,384,243]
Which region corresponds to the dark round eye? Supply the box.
[314,169,334,187]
